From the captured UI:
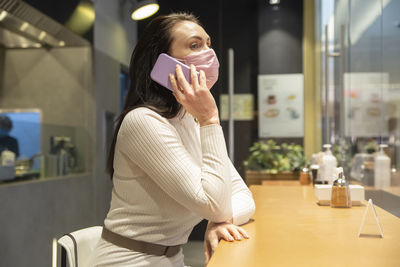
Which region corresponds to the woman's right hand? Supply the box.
[203,221,249,265]
[169,64,220,126]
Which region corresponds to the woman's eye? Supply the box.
[190,42,200,50]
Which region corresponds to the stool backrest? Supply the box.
[58,226,102,267]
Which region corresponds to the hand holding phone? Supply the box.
[150,53,199,91]
[169,63,220,126]
[151,53,219,126]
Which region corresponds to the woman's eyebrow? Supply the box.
[187,35,203,41]
[187,35,211,43]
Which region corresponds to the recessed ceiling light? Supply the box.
[38,31,46,40]
[20,22,29,31]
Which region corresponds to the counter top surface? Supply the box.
[382,186,400,197]
[207,185,400,267]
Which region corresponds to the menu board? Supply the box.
[258,74,304,137]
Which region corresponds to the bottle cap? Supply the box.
[333,167,348,187]
[310,164,319,169]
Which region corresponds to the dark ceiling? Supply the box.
[22,0,93,42]
[23,0,80,24]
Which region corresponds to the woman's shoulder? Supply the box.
[118,107,180,145]
[122,107,171,130]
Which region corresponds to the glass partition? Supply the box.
[316,0,400,217]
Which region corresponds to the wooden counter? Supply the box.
[207,185,400,267]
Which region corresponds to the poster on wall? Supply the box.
[258,74,304,138]
[220,94,254,121]
[344,72,390,137]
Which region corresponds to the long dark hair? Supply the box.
[107,13,201,179]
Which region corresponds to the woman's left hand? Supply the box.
[203,221,249,265]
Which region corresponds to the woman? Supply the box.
[89,13,255,266]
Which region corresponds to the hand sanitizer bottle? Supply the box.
[374,144,391,188]
[320,144,337,184]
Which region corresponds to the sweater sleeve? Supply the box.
[229,160,256,225]
[117,108,232,223]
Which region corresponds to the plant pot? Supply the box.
[245,170,299,186]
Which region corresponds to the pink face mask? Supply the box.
[183,49,220,89]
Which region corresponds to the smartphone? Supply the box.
[150,53,198,91]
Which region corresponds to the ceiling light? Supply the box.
[38,31,46,40]
[20,22,29,31]
[269,0,280,5]
[0,10,7,21]
[65,1,95,35]
[131,0,159,21]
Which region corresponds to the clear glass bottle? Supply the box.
[331,167,351,208]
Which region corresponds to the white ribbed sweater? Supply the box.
[104,107,255,246]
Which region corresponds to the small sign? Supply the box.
[358,199,384,238]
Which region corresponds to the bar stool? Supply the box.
[58,226,102,267]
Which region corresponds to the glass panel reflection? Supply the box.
[0,109,41,182]
[316,0,400,217]
[0,108,88,184]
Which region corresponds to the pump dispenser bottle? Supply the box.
[374,144,391,188]
[320,144,337,184]
[331,167,351,208]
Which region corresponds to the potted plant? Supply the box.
[243,140,307,185]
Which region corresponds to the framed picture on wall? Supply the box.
[258,74,304,138]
